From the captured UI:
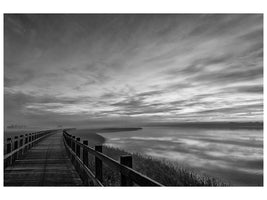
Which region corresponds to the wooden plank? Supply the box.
[5,138,12,167]
[4,131,83,186]
[120,155,133,186]
[95,146,103,182]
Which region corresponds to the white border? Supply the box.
[0,0,266,13]
[0,1,266,200]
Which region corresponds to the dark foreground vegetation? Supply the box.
[85,145,228,186]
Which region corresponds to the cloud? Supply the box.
[226,85,263,94]
[4,14,263,127]
[191,66,263,85]
[196,103,263,115]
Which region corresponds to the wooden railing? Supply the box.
[63,130,163,186]
[4,130,57,168]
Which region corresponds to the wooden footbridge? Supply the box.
[4,129,162,186]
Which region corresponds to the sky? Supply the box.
[4,14,263,128]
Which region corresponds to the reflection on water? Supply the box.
[98,127,263,186]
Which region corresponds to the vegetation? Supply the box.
[84,145,228,186]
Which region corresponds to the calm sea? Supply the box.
[96,127,263,186]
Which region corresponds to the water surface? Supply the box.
[97,127,263,186]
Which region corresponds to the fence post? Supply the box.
[28,133,32,149]
[83,140,89,166]
[95,146,103,182]
[31,134,34,147]
[6,138,12,167]
[76,138,80,157]
[120,155,133,186]
[71,136,75,163]
[13,136,19,162]
[32,134,35,146]
[24,134,28,152]
[74,137,81,174]
[72,136,76,152]
[65,133,69,146]
[67,135,71,148]
[31,133,34,147]
[19,135,24,158]
[66,134,69,146]
[82,140,89,185]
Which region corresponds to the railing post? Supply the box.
[76,138,80,157]
[75,137,81,174]
[82,140,89,185]
[19,135,24,158]
[64,133,68,146]
[28,133,32,149]
[13,136,19,162]
[95,145,103,182]
[72,136,76,152]
[64,132,69,146]
[71,136,75,163]
[120,155,133,186]
[67,135,71,148]
[6,138,12,167]
[32,134,35,146]
[31,133,33,147]
[24,134,28,153]
[82,140,89,166]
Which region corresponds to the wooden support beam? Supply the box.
[19,135,24,158]
[71,136,76,163]
[13,136,19,162]
[24,134,28,153]
[120,155,133,186]
[76,138,80,158]
[82,140,89,185]
[72,136,76,152]
[82,140,89,166]
[28,133,32,149]
[95,145,103,183]
[31,134,34,147]
[6,138,12,167]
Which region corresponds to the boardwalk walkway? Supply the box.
[4,130,83,186]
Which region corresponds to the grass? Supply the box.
[83,145,228,186]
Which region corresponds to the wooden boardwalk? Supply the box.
[4,130,83,186]
[4,129,162,186]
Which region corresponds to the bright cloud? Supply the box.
[4,14,263,127]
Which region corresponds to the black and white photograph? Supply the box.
[1,1,266,199]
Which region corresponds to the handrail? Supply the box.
[4,130,58,168]
[63,130,163,186]
[63,135,103,186]
[4,131,55,160]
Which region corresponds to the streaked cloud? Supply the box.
[4,14,263,127]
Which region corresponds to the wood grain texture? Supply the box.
[4,131,83,186]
